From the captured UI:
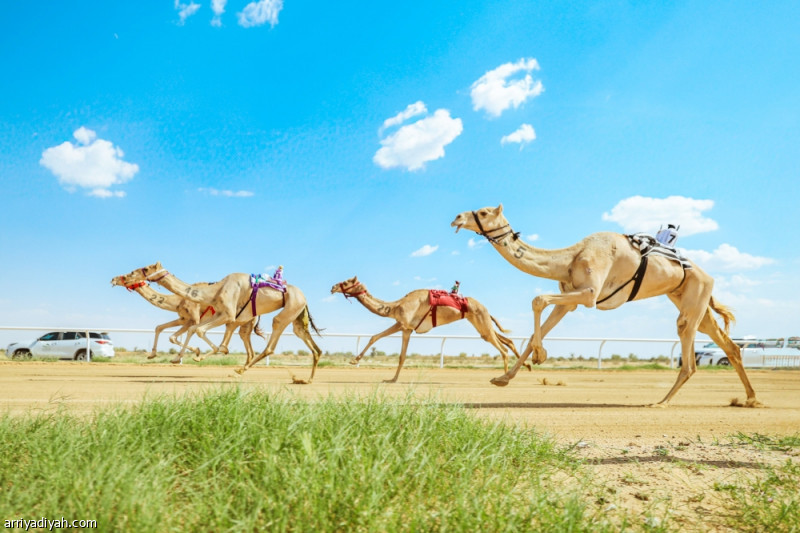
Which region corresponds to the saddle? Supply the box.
[597,234,692,304]
[236,274,287,318]
[425,289,469,328]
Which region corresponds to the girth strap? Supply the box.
[597,255,649,304]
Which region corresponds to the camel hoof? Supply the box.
[524,363,532,372]
[532,346,548,365]
[234,367,245,375]
[292,378,311,385]
[219,346,229,355]
[490,377,509,387]
[349,358,360,366]
[730,397,764,408]
[193,355,204,363]
[147,352,157,360]
[647,402,668,408]
[170,357,182,365]
[382,378,398,383]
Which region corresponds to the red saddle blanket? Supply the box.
[427,290,469,327]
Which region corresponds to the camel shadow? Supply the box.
[585,455,765,469]
[461,402,640,409]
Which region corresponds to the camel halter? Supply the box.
[340,282,366,300]
[472,211,520,244]
[145,268,170,282]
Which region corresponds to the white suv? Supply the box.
[6,331,115,360]
[695,336,800,367]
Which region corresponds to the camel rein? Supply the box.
[125,281,148,291]
[472,211,520,244]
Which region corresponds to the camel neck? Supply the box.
[490,234,574,282]
[134,284,181,312]
[353,290,393,318]
[152,272,215,305]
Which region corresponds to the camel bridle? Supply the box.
[145,268,170,283]
[339,281,366,300]
[472,211,520,244]
[125,280,148,292]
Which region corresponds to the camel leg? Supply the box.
[181,313,228,362]
[491,300,579,387]
[465,312,519,373]
[238,321,255,366]
[351,322,403,365]
[152,318,186,359]
[653,284,712,406]
[697,308,760,406]
[384,329,412,383]
[289,318,323,385]
[167,323,201,356]
[236,308,296,374]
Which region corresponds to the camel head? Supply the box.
[110,274,126,287]
[113,262,164,285]
[451,204,507,236]
[331,277,366,298]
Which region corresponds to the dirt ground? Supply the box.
[2,361,798,530]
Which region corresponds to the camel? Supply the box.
[122,262,323,384]
[110,274,260,364]
[331,276,528,383]
[450,204,760,407]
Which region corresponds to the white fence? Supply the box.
[0,325,724,369]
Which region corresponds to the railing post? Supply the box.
[597,340,606,369]
[85,330,91,363]
[439,338,446,369]
[355,336,362,367]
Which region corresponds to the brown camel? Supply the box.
[110,274,260,364]
[451,204,760,407]
[331,276,528,383]
[122,262,323,384]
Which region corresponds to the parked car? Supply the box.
[6,331,115,360]
[694,336,800,367]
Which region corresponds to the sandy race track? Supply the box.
[1,361,798,440]
[2,361,799,529]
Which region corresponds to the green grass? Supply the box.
[0,389,611,532]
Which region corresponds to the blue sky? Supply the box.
[1,1,798,356]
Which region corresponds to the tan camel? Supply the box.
[451,204,760,407]
[331,276,528,383]
[122,262,323,384]
[110,274,260,364]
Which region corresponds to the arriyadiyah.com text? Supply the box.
[5,517,97,531]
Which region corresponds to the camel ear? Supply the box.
[155,261,162,269]
[496,204,503,214]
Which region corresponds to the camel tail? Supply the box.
[301,306,324,336]
[709,296,736,335]
[490,315,511,334]
[253,317,267,340]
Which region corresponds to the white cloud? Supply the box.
[501,123,536,147]
[40,128,139,198]
[198,188,254,197]
[374,107,463,171]
[471,58,544,117]
[211,0,227,26]
[238,0,283,28]
[175,0,201,24]
[526,234,539,242]
[410,244,439,257]
[602,195,719,236]
[682,244,774,272]
[467,238,486,249]
[379,101,427,134]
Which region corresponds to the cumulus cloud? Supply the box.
[471,58,544,117]
[602,195,719,236]
[238,0,283,28]
[682,244,774,272]
[175,0,201,24]
[198,187,254,197]
[411,244,439,257]
[501,123,536,147]
[211,0,227,26]
[374,105,463,171]
[526,234,539,242]
[379,101,427,134]
[467,238,486,249]
[40,127,139,198]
